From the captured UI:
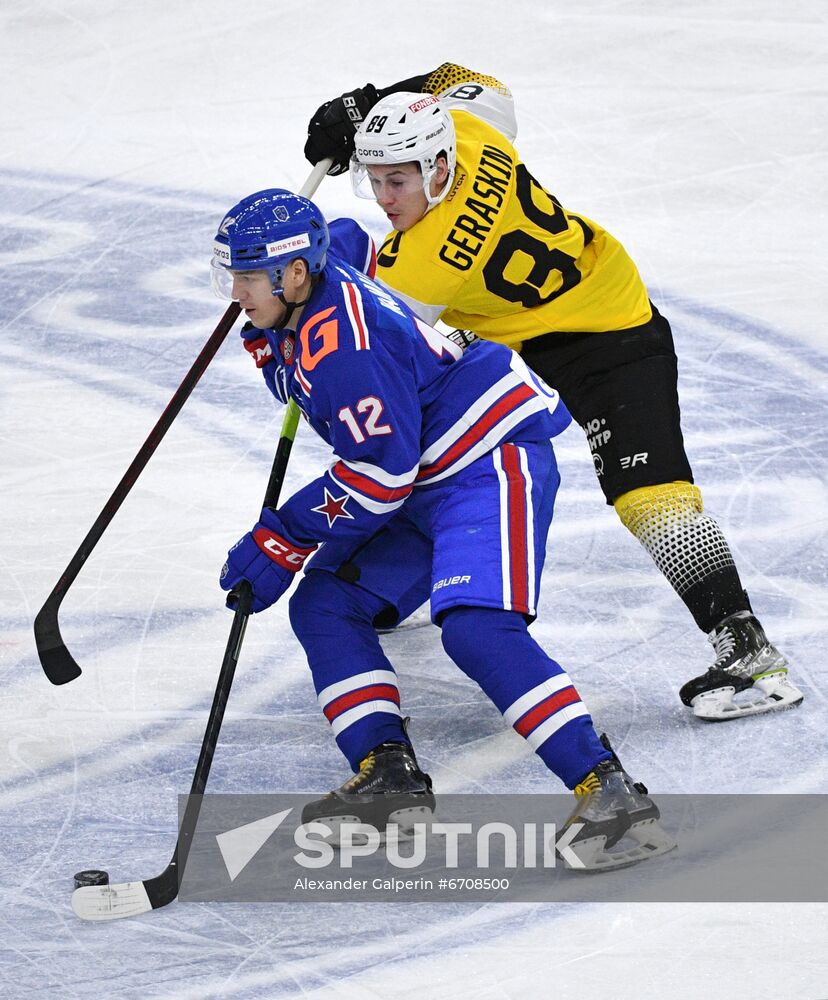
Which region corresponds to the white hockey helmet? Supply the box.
[350,92,456,210]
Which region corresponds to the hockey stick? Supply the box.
[34,300,240,685]
[35,158,332,686]
[71,160,330,922]
[72,401,302,921]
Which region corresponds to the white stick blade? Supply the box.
[72,881,153,921]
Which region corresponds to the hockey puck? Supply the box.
[73,869,109,889]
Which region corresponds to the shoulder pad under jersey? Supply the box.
[424,64,516,142]
[328,218,376,277]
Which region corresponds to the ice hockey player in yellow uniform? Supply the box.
[304,63,804,724]
[360,93,650,345]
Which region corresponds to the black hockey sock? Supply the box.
[681,567,752,634]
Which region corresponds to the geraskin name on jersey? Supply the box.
[439,143,513,271]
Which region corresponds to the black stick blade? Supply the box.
[34,601,82,684]
[144,863,179,909]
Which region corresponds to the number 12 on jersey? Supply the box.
[338,397,393,443]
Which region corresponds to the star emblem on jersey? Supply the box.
[312,488,354,528]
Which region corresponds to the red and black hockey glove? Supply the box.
[220,510,316,613]
[239,322,275,369]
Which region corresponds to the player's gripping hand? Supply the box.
[240,323,274,369]
[220,510,316,613]
[304,84,379,175]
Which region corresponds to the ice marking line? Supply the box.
[0,213,96,265]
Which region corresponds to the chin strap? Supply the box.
[271,276,319,331]
[424,161,456,212]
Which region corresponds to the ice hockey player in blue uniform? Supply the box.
[212,189,675,870]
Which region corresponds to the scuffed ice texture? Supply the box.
[0,1,825,997]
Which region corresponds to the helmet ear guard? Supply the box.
[211,189,330,300]
[350,92,456,210]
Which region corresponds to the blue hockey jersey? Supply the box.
[243,220,571,549]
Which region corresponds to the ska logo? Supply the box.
[280,333,295,364]
[273,205,289,222]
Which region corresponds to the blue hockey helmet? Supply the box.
[211,189,330,299]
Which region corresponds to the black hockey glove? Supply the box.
[304,84,380,175]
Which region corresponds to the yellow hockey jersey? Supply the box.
[374,74,652,348]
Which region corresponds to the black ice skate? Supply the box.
[680,611,803,721]
[301,741,435,842]
[559,735,675,872]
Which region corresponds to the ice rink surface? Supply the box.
[1,1,826,996]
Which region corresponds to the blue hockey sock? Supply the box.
[289,570,409,770]
[440,606,610,789]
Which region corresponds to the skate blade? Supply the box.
[563,818,677,873]
[692,672,804,722]
[308,805,434,846]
